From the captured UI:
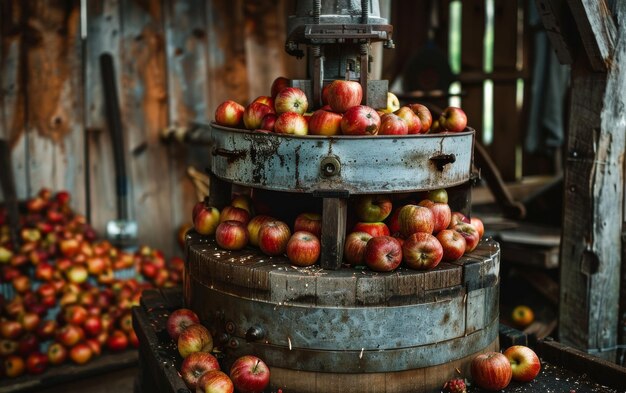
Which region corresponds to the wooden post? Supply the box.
[558,0,625,361]
[320,197,348,270]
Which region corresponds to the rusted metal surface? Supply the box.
[207,123,475,194]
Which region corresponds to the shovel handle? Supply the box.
[100,53,129,221]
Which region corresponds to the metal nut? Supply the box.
[225,320,236,334]
[228,338,239,349]
[320,156,341,178]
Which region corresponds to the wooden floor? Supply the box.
[37,367,137,393]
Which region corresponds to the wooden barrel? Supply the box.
[184,231,500,393]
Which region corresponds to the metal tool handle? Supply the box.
[429,153,456,171]
[100,53,129,221]
[0,139,20,248]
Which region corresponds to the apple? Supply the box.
[36,320,57,340]
[178,323,213,358]
[273,112,308,135]
[343,231,373,266]
[252,95,274,109]
[291,213,321,238]
[87,256,107,276]
[308,109,342,136]
[215,221,249,251]
[470,352,512,391]
[417,199,451,233]
[243,102,275,130]
[258,221,291,256]
[274,87,308,115]
[449,211,470,228]
[426,188,448,204]
[286,231,320,267]
[106,329,129,352]
[193,202,221,236]
[246,215,276,247]
[398,204,435,237]
[471,217,485,238]
[214,100,245,127]
[219,205,250,225]
[181,351,221,389]
[70,342,93,365]
[1,320,24,340]
[511,305,534,328]
[196,370,234,393]
[271,76,290,98]
[327,80,362,113]
[340,105,381,135]
[166,309,201,341]
[258,113,277,132]
[17,334,39,357]
[128,329,139,348]
[26,352,48,375]
[380,92,401,114]
[56,324,84,347]
[407,103,432,132]
[230,355,270,393]
[3,355,25,378]
[0,246,13,263]
[86,338,102,357]
[19,312,40,332]
[402,232,443,270]
[378,113,409,135]
[352,222,390,238]
[385,208,402,236]
[0,339,18,357]
[504,345,541,382]
[395,106,422,134]
[47,342,68,365]
[64,305,88,325]
[453,222,480,253]
[439,106,467,132]
[59,237,80,257]
[364,236,403,272]
[12,275,31,293]
[83,315,103,337]
[353,195,393,223]
[66,265,88,284]
[436,229,467,262]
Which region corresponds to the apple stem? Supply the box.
[253,359,260,373]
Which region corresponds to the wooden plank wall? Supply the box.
[0,0,303,257]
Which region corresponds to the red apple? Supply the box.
[471,217,485,239]
[406,103,432,132]
[511,305,535,327]
[86,256,107,276]
[398,204,435,237]
[252,95,274,109]
[181,351,221,389]
[36,320,57,340]
[178,324,213,358]
[0,339,17,357]
[354,194,393,222]
[259,113,277,132]
[417,199,451,233]
[385,207,402,236]
[215,100,245,127]
[4,355,25,378]
[364,236,403,272]
[26,352,48,375]
[449,211,470,228]
[66,265,88,284]
[193,202,221,236]
[402,232,443,270]
[197,370,234,393]
[341,105,381,135]
[503,345,541,382]
[247,215,276,247]
[326,80,363,113]
[19,312,40,332]
[128,329,139,348]
[70,342,93,365]
[293,212,322,238]
[106,329,129,352]
[64,305,88,325]
[229,355,270,393]
[219,205,250,225]
[378,113,409,135]
[17,334,39,356]
[47,342,68,365]
[243,102,275,130]
[215,221,249,251]
[1,320,23,340]
[439,106,467,132]
[86,338,102,357]
[271,76,290,98]
[426,188,448,204]
[59,237,80,257]
[471,352,513,391]
[352,222,390,238]
[395,106,422,134]
[436,229,467,262]
[274,87,308,115]
[56,324,84,347]
[274,111,308,135]
[343,231,373,266]
[308,109,342,136]
[454,222,480,253]
[258,221,291,256]
[12,275,31,294]
[286,231,320,267]
[83,315,103,337]
[167,309,200,341]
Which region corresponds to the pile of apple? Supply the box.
[193,187,485,272]
[167,308,270,393]
[0,188,184,378]
[214,76,468,136]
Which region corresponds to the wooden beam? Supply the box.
[566,0,617,71]
[535,0,575,64]
[559,1,626,361]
